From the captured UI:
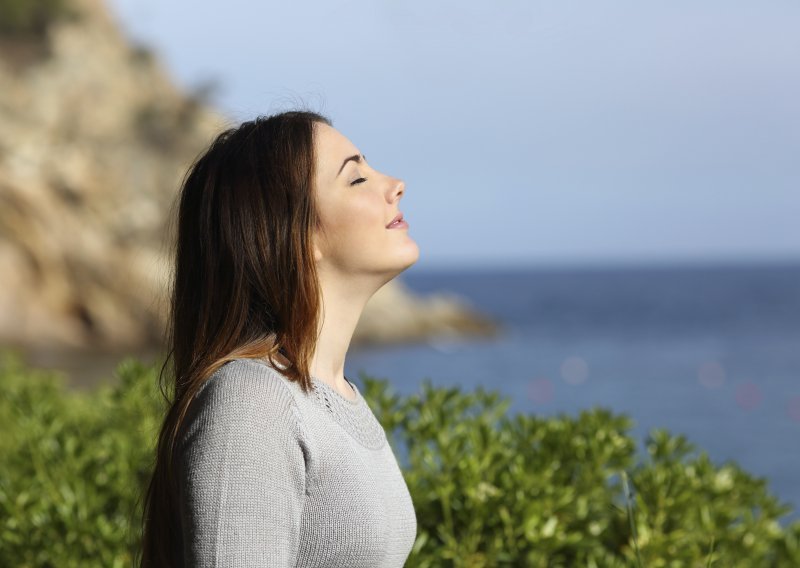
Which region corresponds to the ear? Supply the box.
[311,230,324,262]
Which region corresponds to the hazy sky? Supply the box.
[107,0,799,269]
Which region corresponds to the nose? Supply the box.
[388,177,405,202]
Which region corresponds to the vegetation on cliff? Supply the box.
[0,0,73,37]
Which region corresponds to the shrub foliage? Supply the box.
[0,0,72,37]
[0,351,164,567]
[363,377,800,566]
[1,349,798,566]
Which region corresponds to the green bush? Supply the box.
[1,349,798,566]
[362,378,800,567]
[0,350,165,567]
[0,0,73,37]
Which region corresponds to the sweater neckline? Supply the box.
[309,376,386,450]
[248,357,386,449]
[253,356,360,405]
[311,375,361,406]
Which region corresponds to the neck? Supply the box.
[310,268,393,389]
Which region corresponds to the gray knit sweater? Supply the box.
[177,357,417,567]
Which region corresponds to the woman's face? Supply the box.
[312,122,419,278]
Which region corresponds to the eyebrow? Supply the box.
[336,153,366,177]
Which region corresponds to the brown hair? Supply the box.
[137,110,332,567]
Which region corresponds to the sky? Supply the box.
[106,0,799,270]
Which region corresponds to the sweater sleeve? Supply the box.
[177,361,307,567]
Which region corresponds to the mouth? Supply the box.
[386,213,405,228]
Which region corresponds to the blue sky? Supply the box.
[107,0,799,269]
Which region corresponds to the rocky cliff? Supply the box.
[0,0,497,354]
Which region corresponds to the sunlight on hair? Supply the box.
[559,355,589,385]
[697,360,726,389]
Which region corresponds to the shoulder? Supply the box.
[178,358,303,455]
[195,357,296,407]
[177,358,310,565]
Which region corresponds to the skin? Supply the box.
[306,122,420,399]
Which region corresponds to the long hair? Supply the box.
[137,110,332,567]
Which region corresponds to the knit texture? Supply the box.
[177,357,417,567]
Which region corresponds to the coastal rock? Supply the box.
[355,278,496,345]
[0,0,497,353]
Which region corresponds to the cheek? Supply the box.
[325,194,385,236]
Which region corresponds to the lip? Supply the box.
[386,213,405,228]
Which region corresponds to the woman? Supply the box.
[139,110,420,567]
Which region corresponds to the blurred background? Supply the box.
[1,0,798,526]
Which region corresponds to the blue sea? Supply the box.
[344,261,800,526]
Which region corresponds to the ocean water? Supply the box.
[344,261,800,526]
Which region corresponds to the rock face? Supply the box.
[0,0,497,353]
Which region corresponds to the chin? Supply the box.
[376,249,419,283]
[398,241,420,270]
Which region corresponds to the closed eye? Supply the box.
[350,177,368,186]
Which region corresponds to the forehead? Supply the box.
[314,123,360,177]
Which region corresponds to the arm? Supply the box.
[177,363,307,567]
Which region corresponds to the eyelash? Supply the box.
[350,177,367,186]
